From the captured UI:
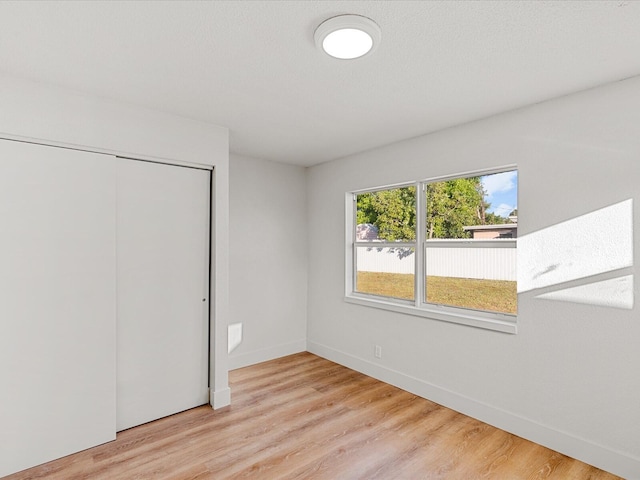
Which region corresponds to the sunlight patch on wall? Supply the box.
[535,275,633,309]
[228,323,243,353]
[518,199,633,309]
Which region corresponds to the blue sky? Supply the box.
[481,170,518,218]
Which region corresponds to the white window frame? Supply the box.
[345,166,518,334]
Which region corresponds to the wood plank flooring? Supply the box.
[5,352,622,479]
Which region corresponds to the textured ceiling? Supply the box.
[1,1,640,166]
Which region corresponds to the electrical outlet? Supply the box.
[374,345,382,359]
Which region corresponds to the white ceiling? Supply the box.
[2,1,640,167]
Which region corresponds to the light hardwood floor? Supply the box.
[5,352,622,479]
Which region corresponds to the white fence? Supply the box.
[356,240,516,281]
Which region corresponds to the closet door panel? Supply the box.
[0,140,117,477]
[116,158,210,431]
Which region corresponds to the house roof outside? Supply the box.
[463,224,518,232]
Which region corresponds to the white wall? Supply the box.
[229,154,307,369]
[307,76,640,478]
[0,74,232,409]
[0,75,227,168]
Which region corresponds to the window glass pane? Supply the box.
[356,186,416,242]
[425,246,517,314]
[356,246,415,300]
[425,171,517,239]
[424,170,518,314]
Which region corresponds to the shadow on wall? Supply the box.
[228,323,243,353]
[518,199,634,309]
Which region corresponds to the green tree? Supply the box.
[357,186,416,241]
[485,211,506,224]
[426,177,485,239]
[357,178,506,242]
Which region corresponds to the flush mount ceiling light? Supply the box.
[314,14,381,59]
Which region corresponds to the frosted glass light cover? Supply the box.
[315,15,381,60]
[323,28,373,59]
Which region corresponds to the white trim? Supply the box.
[210,165,231,413]
[354,241,416,248]
[345,295,517,334]
[229,340,307,370]
[0,134,213,171]
[346,193,356,298]
[419,164,518,185]
[210,387,231,409]
[347,167,518,330]
[425,238,516,248]
[463,223,517,231]
[307,341,640,480]
[351,181,415,195]
[415,181,426,306]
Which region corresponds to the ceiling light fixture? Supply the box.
[314,14,381,60]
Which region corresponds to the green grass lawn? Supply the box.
[356,272,517,314]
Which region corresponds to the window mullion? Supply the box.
[415,182,426,307]
[346,193,357,297]
[347,167,518,331]
[352,194,358,295]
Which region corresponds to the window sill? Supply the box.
[344,294,517,334]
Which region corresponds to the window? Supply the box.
[347,167,518,333]
[354,185,416,301]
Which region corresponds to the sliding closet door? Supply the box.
[0,140,117,477]
[116,158,210,431]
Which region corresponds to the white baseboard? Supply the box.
[210,387,231,409]
[307,341,639,480]
[229,339,307,370]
